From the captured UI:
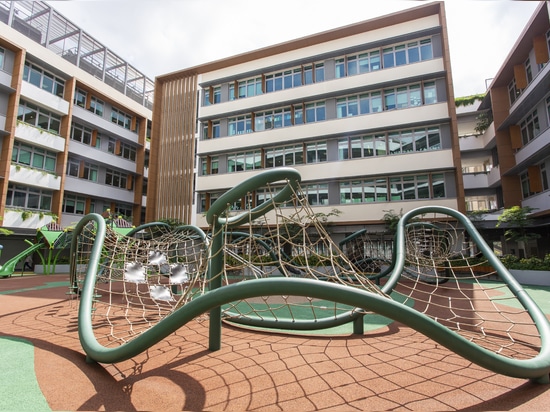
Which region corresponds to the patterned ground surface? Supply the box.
[1,274,550,411]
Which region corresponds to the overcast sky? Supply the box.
[46,0,540,97]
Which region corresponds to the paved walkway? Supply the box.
[1,274,550,411]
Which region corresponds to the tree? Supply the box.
[496,206,540,256]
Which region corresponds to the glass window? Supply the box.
[383,48,395,68]
[306,141,327,163]
[5,184,52,211]
[423,82,437,104]
[74,89,87,107]
[89,97,104,117]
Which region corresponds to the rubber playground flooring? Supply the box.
[2,274,550,411]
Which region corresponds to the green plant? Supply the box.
[496,206,540,246]
[382,209,403,233]
[455,93,486,107]
[21,210,33,221]
[474,111,493,135]
[467,210,489,222]
[500,254,550,271]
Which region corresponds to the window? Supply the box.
[106,168,128,189]
[265,63,323,93]
[423,81,437,104]
[74,89,87,108]
[520,109,540,145]
[17,101,61,134]
[315,63,325,82]
[210,156,219,175]
[541,162,548,191]
[432,173,446,198]
[71,123,95,146]
[82,162,98,182]
[525,58,533,84]
[336,96,359,118]
[66,158,79,177]
[508,78,521,105]
[228,115,252,136]
[306,141,327,163]
[255,108,292,131]
[12,142,56,172]
[339,173,443,204]
[340,179,388,204]
[238,78,262,98]
[89,96,104,117]
[6,184,52,211]
[228,151,262,172]
[305,184,329,206]
[213,87,221,103]
[212,121,220,138]
[520,171,532,199]
[338,134,387,160]
[265,145,303,168]
[388,127,440,155]
[305,102,325,123]
[0,47,4,70]
[390,175,430,200]
[120,142,137,161]
[465,195,498,212]
[62,194,86,214]
[111,107,132,130]
[23,62,65,97]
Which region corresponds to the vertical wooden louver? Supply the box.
[513,64,527,89]
[151,74,198,224]
[534,35,549,65]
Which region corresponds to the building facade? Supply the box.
[458,1,550,257]
[0,1,152,255]
[150,1,464,241]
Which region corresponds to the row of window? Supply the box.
[12,141,57,173]
[23,62,65,98]
[508,29,550,105]
[6,184,52,211]
[61,193,133,218]
[204,37,434,105]
[202,126,442,175]
[71,122,137,161]
[74,88,135,131]
[66,159,132,190]
[336,39,433,78]
[17,100,61,135]
[198,172,446,212]
[203,80,440,140]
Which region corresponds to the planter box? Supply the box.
[509,270,550,287]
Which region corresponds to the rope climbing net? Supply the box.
[71,168,550,380]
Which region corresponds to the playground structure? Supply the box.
[70,168,550,382]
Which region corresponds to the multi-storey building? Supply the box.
[0,1,152,256]
[149,1,464,241]
[458,1,550,258]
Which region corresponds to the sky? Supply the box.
[45,0,541,97]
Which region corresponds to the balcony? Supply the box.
[72,105,139,144]
[15,122,65,152]
[20,82,70,115]
[64,176,134,204]
[463,172,489,190]
[9,165,61,191]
